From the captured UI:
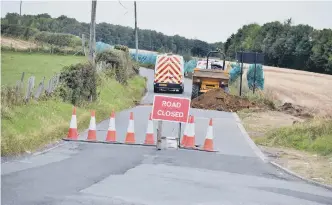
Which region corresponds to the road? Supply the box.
[2,67,332,205]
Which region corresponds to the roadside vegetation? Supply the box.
[1,75,145,156]
[231,76,332,157]
[1,44,146,156]
[256,118,332,156]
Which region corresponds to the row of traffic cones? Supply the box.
[67,107,155,145]
[181,115,214,151]
[67,107,215,151]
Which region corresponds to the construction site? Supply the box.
[2,1,332,204]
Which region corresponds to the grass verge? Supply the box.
[255,117,332,156]
[1,51,86,86]
[1,75,146,156]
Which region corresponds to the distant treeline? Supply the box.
[224,19,332,74]
[1,13,331,74]
[1,13,220,58]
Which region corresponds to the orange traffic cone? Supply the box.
[87,110,97,141]
[181,115,191,146]
[125,112,135,144]
[144,113,155,145]
[67,106,78,140]
[106,111,116,142]
[183,116,195,148]
[203,118,214,151]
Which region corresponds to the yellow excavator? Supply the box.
[191,50,230,99]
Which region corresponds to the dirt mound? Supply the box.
[277,102,313,118]
[191,88,259,112]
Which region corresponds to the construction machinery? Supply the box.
[191,50,230,99]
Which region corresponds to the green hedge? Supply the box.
[33,31,81,47]
[1,24,81,47]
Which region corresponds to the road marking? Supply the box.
[270,161,332,191]
[32,141,65,156]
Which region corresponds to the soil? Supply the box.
[277,102,313,118]
[191,88,261,112]
[191,87,315,118]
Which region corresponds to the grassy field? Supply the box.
[1,51,86,86]
[1,51,146,156]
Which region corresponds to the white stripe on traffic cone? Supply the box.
[106,111,116,142]
[181,115,191,146]
[184,116,195,148]
[144,113,155,145]
[67,107,78,140]
[125,112,135,144]
[87,111,97,141]
[203,118,214,151]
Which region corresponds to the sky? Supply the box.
[1,0,332,43]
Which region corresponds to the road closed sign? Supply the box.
[152,95,190,123]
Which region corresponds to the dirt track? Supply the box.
[1,37,38,49]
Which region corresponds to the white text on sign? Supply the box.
[157,100,183,118]
[162,101,181,108]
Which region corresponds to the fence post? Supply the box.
[34,77,45,100]
[25,76,35,102]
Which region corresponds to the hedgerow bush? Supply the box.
[96,49,139,85]
[114,44,129,53]
[1,24,81,47]
[57,62,97,105]
[33,31,81,47]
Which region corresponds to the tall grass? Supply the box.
[256,117,332,156]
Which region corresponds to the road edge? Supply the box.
[232,113,332,191]
[140,69,149,103]
[232,112,268,163]
[270,161,332,191]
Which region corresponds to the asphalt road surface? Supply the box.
[2,67,332,205]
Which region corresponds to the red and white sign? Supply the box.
[151,95,190,123]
